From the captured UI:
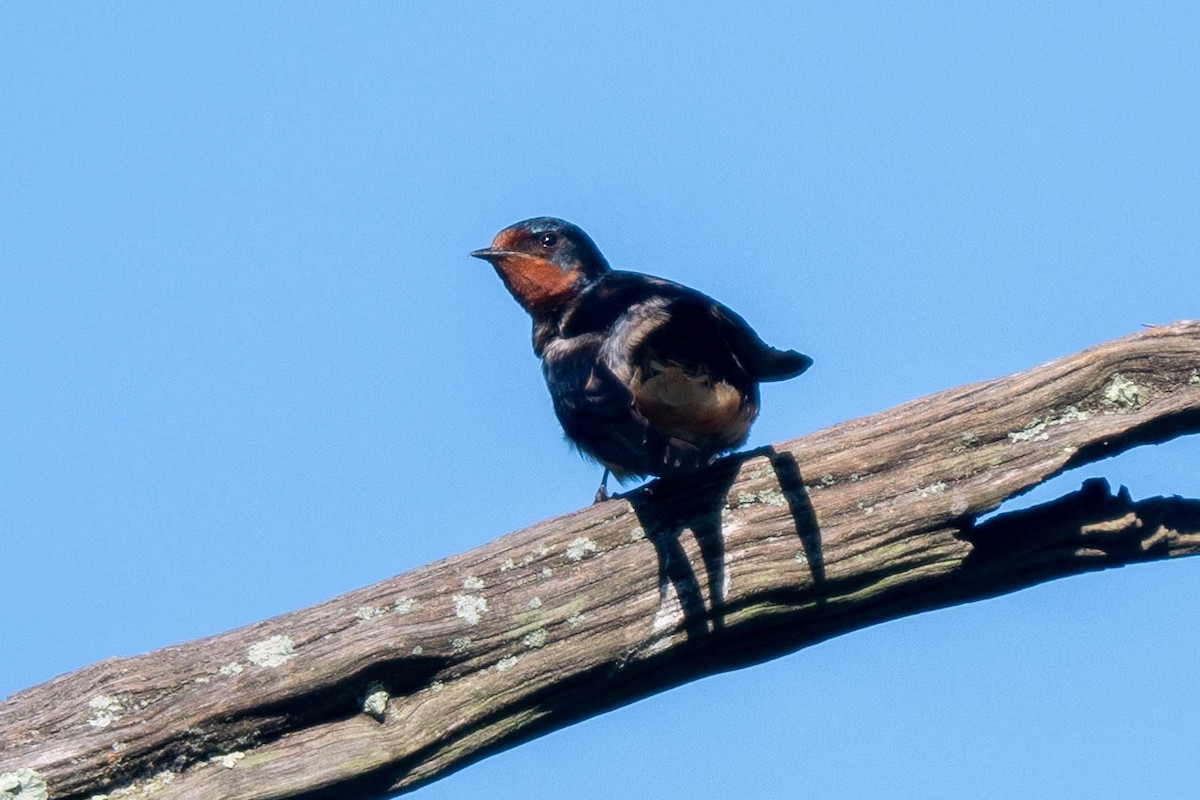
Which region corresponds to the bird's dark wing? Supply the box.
[581,271,811,383]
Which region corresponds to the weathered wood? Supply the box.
[3,321,1199,800]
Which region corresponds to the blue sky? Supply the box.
[3,4,1198,798]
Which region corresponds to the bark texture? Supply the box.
[3,321,1200,800]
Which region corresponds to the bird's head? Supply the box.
[470,217,610,317]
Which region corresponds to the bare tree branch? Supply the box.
[3,321,1199,800]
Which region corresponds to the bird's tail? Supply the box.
[751,348,813,381]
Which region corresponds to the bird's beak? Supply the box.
[470,248,512,261]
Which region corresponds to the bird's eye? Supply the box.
[539,233,559,248]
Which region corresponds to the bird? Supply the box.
[470,217,811,502]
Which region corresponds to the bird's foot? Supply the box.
[593,468,612,504]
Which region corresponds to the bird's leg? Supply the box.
[593,469,611,504]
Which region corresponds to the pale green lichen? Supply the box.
[452,593,487,624]
[567,611,584,627]
[362,682,389,721]
[495,655,519,672]
[355,606,386,621]
[209,752,245,769]
[793,550,807,566]
[246,635,295,668]
[527,596,543,610]
[393,597,415,614]
[522,628,548,648]
[1008,405,1090,442]
[1011,417,1048,442]
[88,770,176,799]
[519,545,551,567]
[629,526,646,542]
[915,482,947,497]
[732,488,788,507]
[1102,373,1145,409]
[0,769,48,800]
[540,567,553,578]
[1190,369,1199,385]
[218,662,244,676]
[87,694,123,728]
[142,771,177,794]
[565,537,599,561]
[499,558,517,571]
[462,576,485,591]
[820,473,836,486]
[762,488,788,506]
[451,636,472,653]
[411,645,424,655]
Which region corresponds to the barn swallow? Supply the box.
[471,217,811,502]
